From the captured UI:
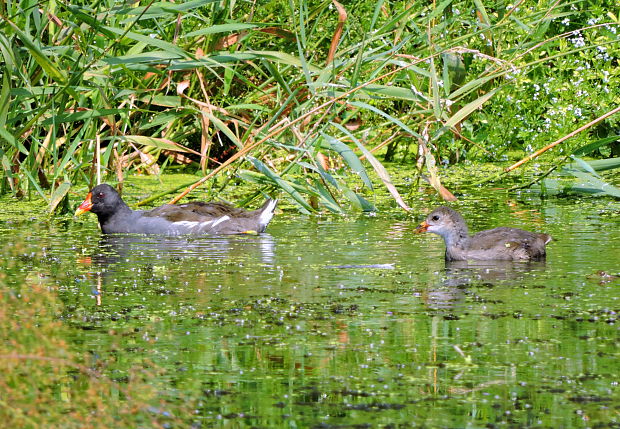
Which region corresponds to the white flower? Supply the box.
[570,35,586,48]
[410,85,424,97]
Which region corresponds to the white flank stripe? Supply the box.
[175,221,200,228]
[211,215,230,228]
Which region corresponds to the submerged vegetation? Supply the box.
[1,0,619,211]
[0,242,195,428]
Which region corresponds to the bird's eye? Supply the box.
[98,192,105,198]
[431,215,440,221]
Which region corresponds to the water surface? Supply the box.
[2,194,619,427]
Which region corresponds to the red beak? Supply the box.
[415,220,429,233]
[75,192,93,216]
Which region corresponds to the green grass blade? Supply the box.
[41,108,129,125]
[204,113,244,149]
[21,168,48,201]
[567,156,600,178]
[349,101,421,138]
[0,74,9,129]
[2,17,67,84]
[249,157,314,213]
[572,136,620,157]
[0,128,28,155]
[427,0,454,21]
[566,157,620,173]
[429,54,442,119]
[435,87,500,138]
[112,0,218,17]
[49,182,72,213]
[473,0,491,27]
[320,133,373,190]
[566,170,620,198]
[102,26,188,58]
[332,123,410,211]
[118,136,201,155]
[184,23,258,38]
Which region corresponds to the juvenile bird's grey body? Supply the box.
[417,206,551,261]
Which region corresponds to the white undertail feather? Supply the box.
[259,199,277,229]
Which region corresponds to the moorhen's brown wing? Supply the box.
[466,227,550,260]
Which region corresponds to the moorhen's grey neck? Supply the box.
[416,206,552,261]
[75,184,277,235]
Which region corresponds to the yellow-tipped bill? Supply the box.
[415,220,429,234]
[75,192,93,216]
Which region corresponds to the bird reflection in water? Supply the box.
[425,259,547,312]
[80,233,276,305]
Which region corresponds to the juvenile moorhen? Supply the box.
[416,206,552,261]
[75,184,277,235]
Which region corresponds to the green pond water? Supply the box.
[1,188,619,428]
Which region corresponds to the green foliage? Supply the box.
[0,0,619,212]
[481,4,620,161]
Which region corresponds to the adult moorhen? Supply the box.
[416,206,552,261]
[75,184,277,235]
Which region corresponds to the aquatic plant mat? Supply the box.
[1,187,619,427]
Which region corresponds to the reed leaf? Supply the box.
[49,182,72,213]
[320,133,373,190]
[349,101,421,138]
[572,136,620,157]
[204,113,244,150]
[332,123,411,212]
[1,18,68,85]
[0,74,9,129]
[184,23,258,38]
[435,87,500,138]
[248,157,314,214]
[118,136,201,155]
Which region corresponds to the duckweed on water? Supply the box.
[1,178,619,427]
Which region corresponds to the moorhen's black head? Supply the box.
[75,184,127,218]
